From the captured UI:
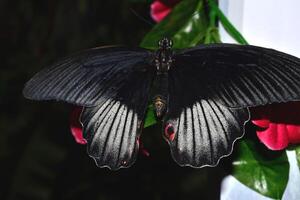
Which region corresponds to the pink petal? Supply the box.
[252,119,270,128]
[251,102,300,150]
[256,123,289,150]
[287,125,300,143]
[70,107,87,145]
[150,1,172,22]
[150,0,180,22]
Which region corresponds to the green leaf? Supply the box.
[207,0,248,45]
[144,104,157,128]
[204,27,221,44]
[232,139,289,199]
[296,145,300,169]
[140,0,209,49]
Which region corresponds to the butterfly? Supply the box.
[23,38,300,170]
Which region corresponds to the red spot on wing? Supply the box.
[165,123,175,141]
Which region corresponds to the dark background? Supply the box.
[1,1,226,199]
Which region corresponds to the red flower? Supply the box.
[70,106,87,145]
[150,0,180,22]
[251,102,300,150]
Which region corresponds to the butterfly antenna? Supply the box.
[130,8,154,27]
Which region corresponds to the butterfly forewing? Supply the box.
[23,46,153,106]
[175,44,300,108]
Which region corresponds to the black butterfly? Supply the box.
[23,38,300,170]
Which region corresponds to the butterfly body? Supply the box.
[152,38,174,118]
[23,38,300,170]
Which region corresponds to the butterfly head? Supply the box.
[158,37,173,50]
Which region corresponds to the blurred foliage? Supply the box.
[141,0,210,49]
[207,0,248,45]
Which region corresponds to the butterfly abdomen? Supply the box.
[152,73,169,118]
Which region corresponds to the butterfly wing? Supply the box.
[23,46,155,170]
[175,44,300,108]
[164,68,250,167]
[165,43,300,167]
[23,46,153,106]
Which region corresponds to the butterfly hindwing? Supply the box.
[175,44,300,108]
[164,69,249,167]
[81,100,142,170]
[23,46,153,106]
[81,63,154,170]
[164,101,249,167]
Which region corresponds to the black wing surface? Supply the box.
[23,46,154,106]
[164,69,249,167]
[80,62,154,170]
[174,44,300,108]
